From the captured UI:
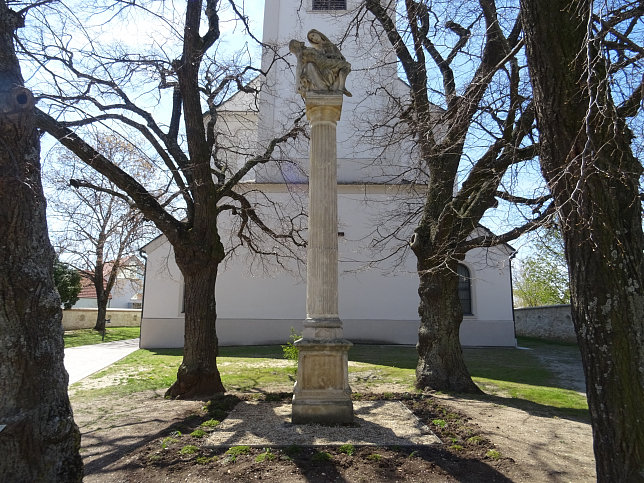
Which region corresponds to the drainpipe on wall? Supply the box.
[138,248,148,350]
[509,251,518,347]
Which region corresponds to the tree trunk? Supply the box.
[522,2,644,480]
[95,299,108,333]
[0,3,83,480]
[414,249,481,393]
[165,248,226,399]
[93,244,106,331]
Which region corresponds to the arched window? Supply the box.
[312,0,347,10]
[457,264,473,315]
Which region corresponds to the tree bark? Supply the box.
[521,1,644,480]
[95,301,108,333]
[414,249,481,393]
[410,149,481,394]
[93,243,107,332]
[0,2,83,480]
[165,241,226,399]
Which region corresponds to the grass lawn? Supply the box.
[69,337,588,416]
[64,327,141,348]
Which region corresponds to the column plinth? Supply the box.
[292,93,353,425]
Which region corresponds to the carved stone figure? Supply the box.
[289,29,352,97]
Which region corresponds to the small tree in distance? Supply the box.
[53,256,82,309]
[47,133,157,331]
[513,228,569,307]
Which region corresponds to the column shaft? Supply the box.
[307,119,339,319]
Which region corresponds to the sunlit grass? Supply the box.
[475,379,588,411]
[64,327,141,348]
[69,339,588,415]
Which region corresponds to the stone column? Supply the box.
[292,93,353,425]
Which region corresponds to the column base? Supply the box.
[292,338,353,425]
[292,395,354,425]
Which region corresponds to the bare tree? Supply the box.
[26,0,304,398]
[521,0,644,479]
[358,0,551,392]
[47,133,157,331]
[0,0,82,479]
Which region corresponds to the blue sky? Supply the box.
[28,0,550,262]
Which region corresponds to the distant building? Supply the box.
[73,274,112,309]
[72,256,144,310]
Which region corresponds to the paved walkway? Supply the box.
[64,338,140,384]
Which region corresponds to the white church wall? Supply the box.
[216,107,259,179]
[139,0,516,349]
[140,185,516,348]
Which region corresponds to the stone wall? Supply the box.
[514,305,576,343]
[62,308,141,331]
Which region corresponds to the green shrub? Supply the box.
[190,429,206,438]
[281,328,300,361]
[486,449,502,460]
[467,435,484,445]
[196,456,216,464]
[255,449,276,463]
[179,445,199,455]
[226,445,251,457]
[432,419,447,428]
[201,419,220,428]
[54,258,81,309]
[161,437,178,449]
[338,444,355,456]
[366,453,382,462]
[312,451,332,462]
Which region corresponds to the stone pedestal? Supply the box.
[292,93,353,425]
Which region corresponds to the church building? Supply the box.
[139,0,518,348]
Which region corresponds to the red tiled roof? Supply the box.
[78,274,111,299]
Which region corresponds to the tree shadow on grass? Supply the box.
[149,346,288,360]
[147,344,587,421]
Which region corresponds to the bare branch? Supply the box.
[36,109,184,243]
[69,178,133,205]
[460,202,556,252]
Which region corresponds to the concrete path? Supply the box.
[64,338,140,384]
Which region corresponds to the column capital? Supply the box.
[305,93,343,123]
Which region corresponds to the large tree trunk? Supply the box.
[165,246,226,399]
[414,245,481,393]
[0,3,83,480]
[522,2,644,480]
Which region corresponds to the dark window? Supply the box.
[457,264,473,315]
[312,0,347,10]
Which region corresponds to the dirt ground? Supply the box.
[71,344,595,482]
